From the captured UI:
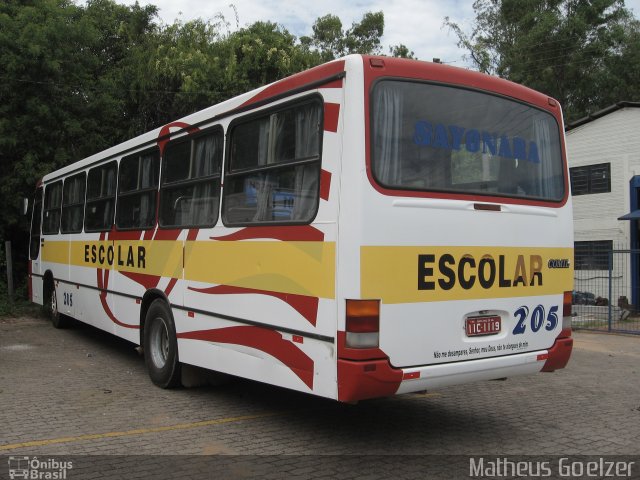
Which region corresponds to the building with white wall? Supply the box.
[566,102,640,306]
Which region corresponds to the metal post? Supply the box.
[608,249,613,332]
[5,241,14,304]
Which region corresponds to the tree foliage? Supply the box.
[0,1,413,293]
[445,0,640,122]
[301,12,385,61]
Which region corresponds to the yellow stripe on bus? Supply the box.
[185,241,335,299]
[361,246,573,304]
[42,240,336,299]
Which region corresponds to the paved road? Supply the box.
[1,315,639,479]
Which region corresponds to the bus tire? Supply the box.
[44,279,70,329]
[144,299,181,388]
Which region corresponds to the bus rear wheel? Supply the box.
[44,279,70,329]
[144,299,181,388]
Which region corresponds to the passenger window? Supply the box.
[222,99,322,225]
[116,150,159,230]
[159,129,223,228]
[61,172,86,234]
[42,181,62,235]
[85,162,117,232]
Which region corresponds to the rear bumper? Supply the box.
[395,350,549,395]
[541,336,573,372]
[337,340,573,402]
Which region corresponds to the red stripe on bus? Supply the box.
[187,284,319,326]
[239,60,345,109]
[120,271,159,291]
[324,103,340,132]
[210,225,324,242]
[94,233,140,330]
[157,121,200,155]
[106,229,143,241]
[98,290,140,329]
[178,326,314,389]
[320,169,332,201]
[152,228,183,241]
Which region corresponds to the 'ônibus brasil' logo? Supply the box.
[413,121,540,164]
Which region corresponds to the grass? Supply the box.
[0,281,41,318]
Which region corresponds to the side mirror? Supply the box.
[22,198,29,215]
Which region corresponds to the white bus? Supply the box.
[28,55,574,402]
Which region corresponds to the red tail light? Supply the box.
[563,291,572,317]
[561,290,573,338]
[346,300,380,348]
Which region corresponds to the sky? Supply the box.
[112,0,640,69]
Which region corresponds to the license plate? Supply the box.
[466,315,501,337]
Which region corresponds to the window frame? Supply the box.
[570,163,611,196]
[85,161,118,233]
[159,126,224,229]
[42,181,63,235]
[574,240,612,271]
[221,94,324,227]
[61,171,87,234]
[116,148,160,231]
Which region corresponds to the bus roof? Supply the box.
[42,54,558,184]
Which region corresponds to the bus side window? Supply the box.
[116,149,159,230]
[222,98,322,226]
[42,181,62,235]
[85,161,117,232]
[159,128,223,228]
[61,172,86,234]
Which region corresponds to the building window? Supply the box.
[222,98,322,226]
[574,240,612,270]
[570,163,610,196]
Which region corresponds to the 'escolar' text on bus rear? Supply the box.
[417,253,543,291]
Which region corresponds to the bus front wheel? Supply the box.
[44,279,70,329]
[144,299,181,388]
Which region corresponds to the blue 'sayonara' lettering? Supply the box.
[413,121,540,163]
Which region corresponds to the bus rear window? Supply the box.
[370,80,565,202]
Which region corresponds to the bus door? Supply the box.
[29,187,43,303]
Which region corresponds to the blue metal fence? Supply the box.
[573,249,640,334]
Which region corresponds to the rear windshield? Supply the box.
[371,80,565,202]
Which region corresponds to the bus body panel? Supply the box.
[353,56,573,378]
[33,64,347,399]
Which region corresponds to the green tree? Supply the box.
[301,11,385,61]
[389,43,416,59]
[0,4,412,301]
[445,0,640,122]
[126,17,225,132]
[219,21,319,96]
[0,0,158,293]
